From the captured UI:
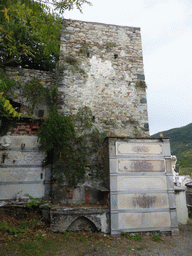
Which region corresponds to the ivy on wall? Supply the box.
[38,105,106,186]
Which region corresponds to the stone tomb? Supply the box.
[0,135,51,200]
[107,138,179,236]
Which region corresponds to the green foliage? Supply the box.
[8,227,26,235]
[38,106,75,157]
[151,235,163,242]
[46,84,58,108]
[77,106,94,130]
[103,119,116,126]
[135,246,144,250]
[0,221,8,230]
[50,0,91,14]
[38,106,87,186]
[79,41,91,55]
[0,0,90,70]
[0,69,23,118]
[22,77,48,114]
[0,0,62,70]
[121,232,142,241]
[152,123,192,175]
[24,193,45,208]
[21,241,38,250]
[136,80,147,89]
[19,221,28,228]
[54,135,87,186]
[0,221,25,235]
[177,149,192,175]
[105,42,116,52]
[38,105,106,186]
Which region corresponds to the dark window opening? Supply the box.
[38,110,44,118]
[114,54,118,59]
[9,100,21,112]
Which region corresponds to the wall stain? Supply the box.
[133,194,156,208]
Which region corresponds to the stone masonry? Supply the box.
[4,66,56,118]
[58,19,149,137]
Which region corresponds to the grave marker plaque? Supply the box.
[108,138,179,236]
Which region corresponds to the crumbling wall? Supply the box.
[58,19,149,137]
[4,66,56,118]
[2,20,150,205]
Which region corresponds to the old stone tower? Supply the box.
[1,19,150,205]
[58,19,149,137]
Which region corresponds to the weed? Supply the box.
[135,246,144,250]
[36,234,43,242]
[103,119,116,126]
[65,55,78,66]
[132,233,142,241]
[136,80,147,89]
[0,221,8,230]
[105,42,116,53]
[79,235,85,241]
[19,221,28,228]
[29,219,40,228]
[122,232,131,239]
[24,194,45,208]
[79,42,91,56]
[187,220,192,226]
[151,235,163,242]
[8,227,26,235]
[122,232,142,241]
[21,242,38,250]
[63,231,72,238]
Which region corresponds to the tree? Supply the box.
[0,0,90,119]
[0,0,91,184]
[0,0,90,70]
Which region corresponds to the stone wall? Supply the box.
[4,67,56,118]
[50,206,110,233]
[58,19,149,137]
[2,20,150,205]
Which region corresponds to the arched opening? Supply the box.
[67,216,97,232]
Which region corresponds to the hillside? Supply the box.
[151,123,192,175]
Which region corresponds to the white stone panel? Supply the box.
[116,142,163,155]
[2,151,44,166]
[0,168,44,182]
[117,176,167,191]
[0,183,45,200]
[118,193,169,209]
[1,135,39,150]
[118,159,165,172]
[119,212,171,229]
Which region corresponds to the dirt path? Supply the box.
[1,207,192,256]
[54,223,192,256]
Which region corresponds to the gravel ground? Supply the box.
[1,207,192,256]
[55,221,192,256]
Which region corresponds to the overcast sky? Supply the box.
[64,0,192,135]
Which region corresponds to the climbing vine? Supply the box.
[22,78,48,115]
[38,105,106,186]
[0,69,106,186]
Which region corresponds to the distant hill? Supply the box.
[151,123,192,176]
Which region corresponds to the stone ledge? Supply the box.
[50,206,110,233]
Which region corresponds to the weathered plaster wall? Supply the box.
[58,19,149,137]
